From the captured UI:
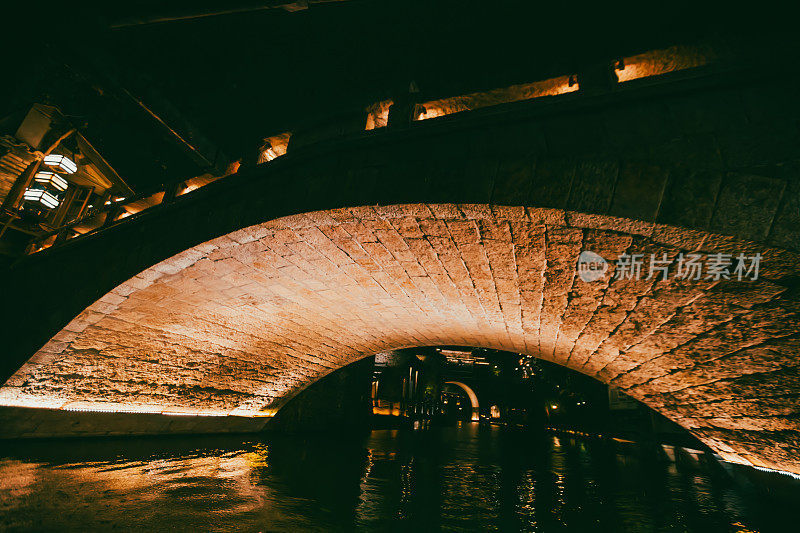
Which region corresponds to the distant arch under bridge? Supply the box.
[444,381,480,421]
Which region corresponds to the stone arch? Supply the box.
[444,381,480,421]
[5,72,800,395]
[1,203,799,474]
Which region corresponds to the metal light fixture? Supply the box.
[23,188,60,209]
[24,168,70,211]
[43,154,77,174]
[34,171,68,192]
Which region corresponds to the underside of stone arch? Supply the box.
[1,203,799,473]
[444,381,480,421]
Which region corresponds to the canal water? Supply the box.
[0,424,792,532]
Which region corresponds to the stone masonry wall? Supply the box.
[1,203,798,473]
[0,69,799,471]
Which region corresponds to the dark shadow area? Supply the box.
[292,346,709,452]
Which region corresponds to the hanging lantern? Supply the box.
[22,153,77,212]
[43,154,77,174]
[34,171,68,192]
[23,188,60,209]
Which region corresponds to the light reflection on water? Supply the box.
[0,424,790,532]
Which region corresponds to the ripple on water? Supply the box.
[0,428,794,532]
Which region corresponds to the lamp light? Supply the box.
[43,154,78,174]
[34,171,68,192]
[23,188,60,208]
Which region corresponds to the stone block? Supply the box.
[710,172,786,242]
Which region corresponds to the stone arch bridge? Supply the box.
[1,70,799,475]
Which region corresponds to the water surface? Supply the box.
[0,424,790,531]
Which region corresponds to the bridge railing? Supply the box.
[23,172,230,255]
[21,42,718,258]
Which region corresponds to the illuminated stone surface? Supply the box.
[1,203,799,473]
[2,72,800,473]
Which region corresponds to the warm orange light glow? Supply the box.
[228,160,242,174]
[0,395,65,409]
[258,132,292,163]
[0,394,273,418]
[0,452,259,507]
[616,44,715,83]
[445,381,480,421]
[417,75,578,121]
[365,99,393,130]
[716,451,753,466]
[175,174,225,197]
[373,406,402,416]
